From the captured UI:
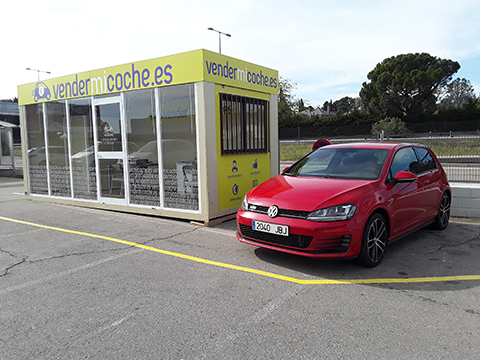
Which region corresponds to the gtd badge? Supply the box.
[267,205,279,218]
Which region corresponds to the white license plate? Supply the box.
[252,220,289,237]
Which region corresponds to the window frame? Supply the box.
[413,146,437,173]
[387,146,438,183]
[220,93,268,155]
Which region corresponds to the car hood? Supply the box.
[247,174,379,211]
[71,150,93,159]
[128,151,153,159]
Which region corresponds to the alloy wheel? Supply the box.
[366,216,387,264]
[438,194,451,228]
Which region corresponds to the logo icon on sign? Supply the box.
[232,183,239,196]
[32,82,51,102]
[232,160,238,173]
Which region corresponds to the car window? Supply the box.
[298,150,335,173]
[49,147,65,154]
[413,147,437,173]
[388,147,418,181]
[285,148,389,180]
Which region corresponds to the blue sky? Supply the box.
[4,0,480,107]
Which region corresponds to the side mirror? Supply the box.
[393,171,417,184]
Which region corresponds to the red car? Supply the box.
[236,142,451,267]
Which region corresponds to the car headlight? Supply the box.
[307,204,357,222]
[241,195,249,211]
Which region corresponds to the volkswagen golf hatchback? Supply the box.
[236,142,451,267]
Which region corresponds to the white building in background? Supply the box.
[299,106,330,118]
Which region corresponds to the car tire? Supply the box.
[431,192,450,230]
[356,213,388,267]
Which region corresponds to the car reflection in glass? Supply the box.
[28,146,67,166]
[71,142,140,167]
[127,140,196,168]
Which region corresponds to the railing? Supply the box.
[279,132,480,183]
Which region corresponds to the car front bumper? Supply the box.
[236,209,366,259]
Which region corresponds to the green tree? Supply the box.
[322,100,332,111]
[278,76,298,123]
[332,96,356,114]
[0,97,18,102]
[297,98,308,112]
[438,78,476,110]
[353,97,365,112]
[371,117,409,136]
[360,53,460,117]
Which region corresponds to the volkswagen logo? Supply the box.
[267,205,279,218]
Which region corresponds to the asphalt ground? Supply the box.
[1,177,479,359]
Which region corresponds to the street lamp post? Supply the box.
[26,68,51,81]
[208,27,231,54]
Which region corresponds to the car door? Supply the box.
[386,146,426,239]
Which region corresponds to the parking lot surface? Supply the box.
[1,177,479,359]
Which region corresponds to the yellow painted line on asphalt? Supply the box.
[2,215,480,285]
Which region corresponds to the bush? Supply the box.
[371,117,409,136]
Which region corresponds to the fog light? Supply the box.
[339,235,351,248]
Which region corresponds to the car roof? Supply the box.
[320,142,426,150]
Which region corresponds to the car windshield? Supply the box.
[284,147,390,180]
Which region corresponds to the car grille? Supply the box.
[239,224,313,249]
[239,224,351,254]
[247,205,310,219]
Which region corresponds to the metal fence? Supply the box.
[279,131,480,183]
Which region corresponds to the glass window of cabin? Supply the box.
[69,98,97,200]
[25,104,48,195]
[46,101,71,197]
[96,103,122,152]
[159,84,198,210]
[125,89,160,207]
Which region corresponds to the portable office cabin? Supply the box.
[17,49,279,224]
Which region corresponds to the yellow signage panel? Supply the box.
[18,49,278,106]
[217,153,271,211]
[18,51,203,106]
[202,51,278,95]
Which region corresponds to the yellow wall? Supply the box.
[215,85,271,211]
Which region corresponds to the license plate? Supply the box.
[252,220,289,237]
